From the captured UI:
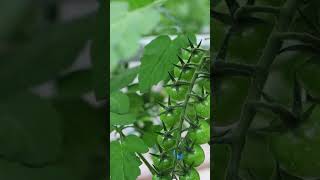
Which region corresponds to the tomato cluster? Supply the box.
[152,40,210,179]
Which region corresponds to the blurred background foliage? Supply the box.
[0,0,106,179]
[110,0,210,75]
[213,0,320,179]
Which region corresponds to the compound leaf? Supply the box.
[110,92,130,114]
[110,1,160,71]
[139,34,196,92]
[110,140,143,180]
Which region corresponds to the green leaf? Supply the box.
[0,92,62,165]
[110,112,136,126]
[110,1,160,71]
[298,56,320,97]
[110,140,143,180]
[56,69,92,98]
[141,125,162,147]
[0,14,94,99]
[123,135,148,153]
[91,0,107,100]
[110,67,139,93]
[139,34,195,92]
[110,92,130,114]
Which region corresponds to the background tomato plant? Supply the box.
[213,0,320,179]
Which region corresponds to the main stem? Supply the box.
[171,54,208,178]
[226,0,300,179]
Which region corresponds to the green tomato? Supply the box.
[160,109,181,129]
[195,98,210,118]
[153,156,174,171]
[174,67,194,81]
[271,106,320,178]
[184,144,205,167]
[191,54,202,63]
[157,134,177,150]
[187,120,210,145]
[186,104,196,120]
[165,86,188,101]
[179,168,200,180]
[152,175,171,180]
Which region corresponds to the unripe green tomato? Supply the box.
[195,98,210,118]
[160,109,181,129]
[186,104,196,120]
[183,144,205,167]
[165,86,187,101]
[187,120,210,145]
[270,106,320,178]
[174,67,194,81]
[152,175,171,180]
[191,54,202,63]
[153,156,174,171]
[179,168,200,180]
[157,134,177,150]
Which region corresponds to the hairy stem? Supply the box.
[171,54,208,178]
[235,5,280,18]
[226,0,301,179]
[137,153,156,175]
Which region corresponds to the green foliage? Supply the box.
[212,0,320,179]
[0,1,106,179]
[110,92,130,114]
[139,34,196,92]
[0,14,94,98]
[110,67,139,92]
[110,1,161,71]
[109,0,209,179]
[91,0,107,100]
[110,135,148,180]
[0,92,62,165]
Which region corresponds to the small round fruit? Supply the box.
[191,54,202,63]
[174,67,194,81]
[165,86,188,101]
[187,120,210,145]
[160,109,181,129]
[184,144,205,167]
[270,106,320,178]
[157,134,177,150]
[153,156,174,171]
[195,98,210,118]
[179,168,200,180]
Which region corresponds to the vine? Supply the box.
[211,0,320,179]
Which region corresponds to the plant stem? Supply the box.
[170,52,208,179]
[275,32,320,46]
[137,153,156,175]
[226,1,301,180]
[235,5,280,18]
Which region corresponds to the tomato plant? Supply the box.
[183,144,205,167]
[187,120,210,145]
[212,0,320,179]
[179,168,200,180]
[110,0,209,179]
